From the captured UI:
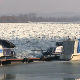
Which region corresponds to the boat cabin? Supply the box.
[60,39,80,60]
[0,39,16,58]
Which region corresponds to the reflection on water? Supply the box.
[0,61,80,80]
[0,74,16,80]
[64,78,75,80]
[0,74,80,80]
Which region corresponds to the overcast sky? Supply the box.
[0,0,80,16]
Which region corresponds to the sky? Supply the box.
[0,0,80,16]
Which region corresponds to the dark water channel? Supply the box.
[0,61,80,80]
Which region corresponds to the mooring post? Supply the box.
[1,61,2,66]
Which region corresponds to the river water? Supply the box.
[0,61,80,80]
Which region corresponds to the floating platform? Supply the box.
[0,58,24,65]
[0,58,42,65]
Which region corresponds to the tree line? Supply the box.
[0,14,80,23]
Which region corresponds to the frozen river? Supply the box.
[1,23,80,56]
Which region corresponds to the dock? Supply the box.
[0,58,42,65]
[0,58,24,65]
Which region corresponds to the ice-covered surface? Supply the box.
[0,23,80,57]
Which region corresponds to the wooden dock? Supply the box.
[0,58,24,65]
[0,54,61,65]
[0,58,41,65]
